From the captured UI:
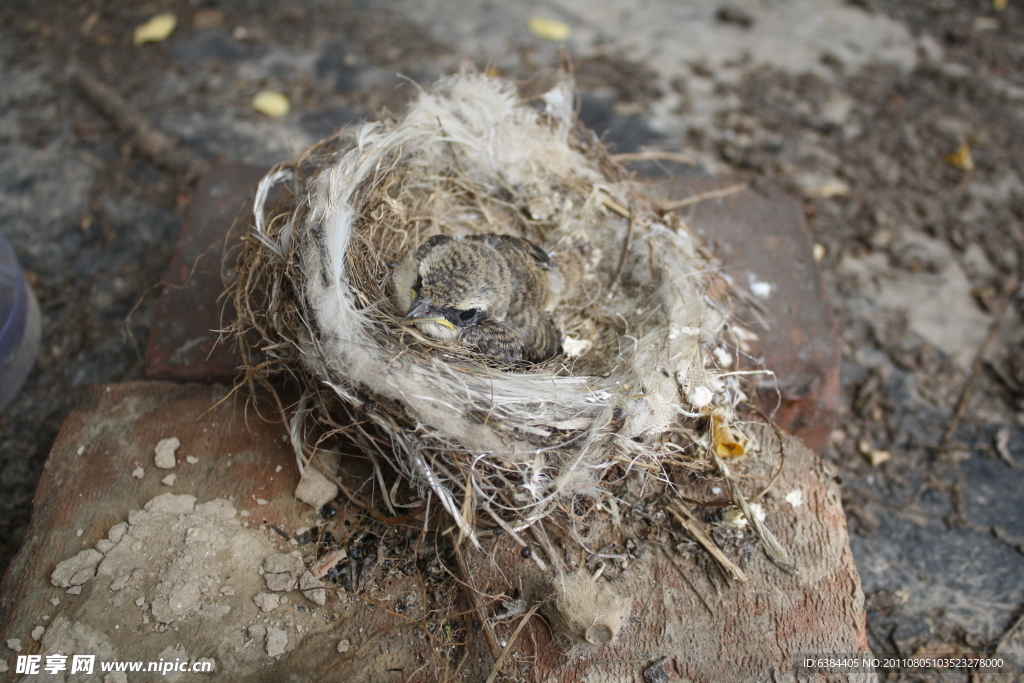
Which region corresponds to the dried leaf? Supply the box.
[946,142,975,172]
[133,13,177,47]
[527,16,571,42]
[711,408,746,458]
[858,439,891,466]
[807,179,850,198]
[252,90,291,118]
[994,426,1015,467]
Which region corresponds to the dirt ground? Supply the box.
[1,0,1022,680]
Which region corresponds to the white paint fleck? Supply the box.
[748,273,774,299]
[154,437,180,469]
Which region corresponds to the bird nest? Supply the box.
[230,72,769,558]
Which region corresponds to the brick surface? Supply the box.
[145,164,266,382]
[0,382,869,682]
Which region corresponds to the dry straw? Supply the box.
[229,72,750,557]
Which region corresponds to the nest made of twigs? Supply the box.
[230,72,755,552]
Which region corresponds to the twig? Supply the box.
[661,548,715,617]
[747,405,789,503]
[658,183,747,212]
[992,526,1024,556]
[483,604,540,683]
[530,524,566,574]
[600,193,631,218]
[71,68,209,181]
[939,276,1018,449]
[994,427,1016,468]
[610,151,698,165]
[710,448,797,574]
[667,501,749,583]
[610,202,637,291]
[993,609,1024,657]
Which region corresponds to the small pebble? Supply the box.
[162,474,177,486]
[31,626,44,641]
[76,529,83,538]
[7,638,22,652]
[132,467,145,479]
[76,445,85,456]
[186,456,199,464]
[336,638,350,653]
[49,597,59,607]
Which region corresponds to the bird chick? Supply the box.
[394,234,561,364]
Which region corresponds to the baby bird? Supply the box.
[393,234,561,364]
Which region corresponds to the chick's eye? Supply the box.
[459,309,477,322]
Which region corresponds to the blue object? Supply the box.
[0,233,41,413]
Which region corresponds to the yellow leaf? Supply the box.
[133,13,177,47]
[994,0,1007,11]
[528,16,571,42]
[252,90,291,118]
[711,408,746,458]
[946,142,975,172]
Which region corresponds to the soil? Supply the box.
[1,1,1022,680]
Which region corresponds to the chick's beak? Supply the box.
[402,298,455,330]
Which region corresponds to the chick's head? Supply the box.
[395,238,511,340]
